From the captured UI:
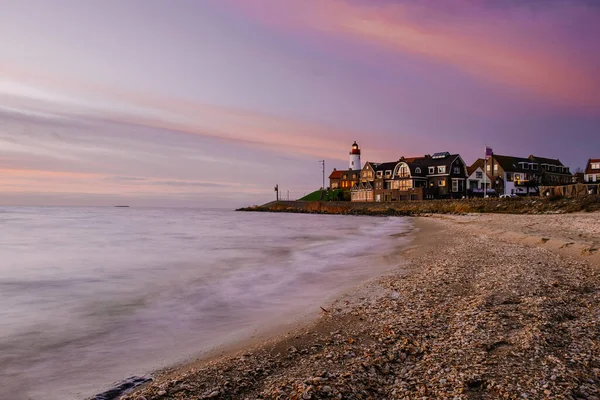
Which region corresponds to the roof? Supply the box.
[328,170,344,179]
[373,161,399,173]
[586,159,600,174]
[493,154,534,173]
[529,155,564,166]
[467,158,485,176]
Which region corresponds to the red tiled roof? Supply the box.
[585,159,600,174]
[329,170,344,179]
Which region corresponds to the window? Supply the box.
[592,163,600,170]
[438,166,446,174]
[398,166,410,177]
[376,171,382,178]
[428,167,435,174]
[523,163,529,170]
[532,164,539,170]
[385,170,392,177]
[453,167,460,174]
[438,180,446,187]
[352,174,357,179]
[487,164,491,171]
[452,179,458,192]
[343,174,347,179]
[398,180,412,191]
[506,173,514,182]
[476,171,483,179]
[415,167,421,174]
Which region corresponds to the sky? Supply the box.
[1,0,599,207]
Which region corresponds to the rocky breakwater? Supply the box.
[238,195,600,216]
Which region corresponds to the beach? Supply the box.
[123,212,600,400]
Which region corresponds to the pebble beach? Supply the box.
[122,212,600,400]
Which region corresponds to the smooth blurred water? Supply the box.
[0,207,412,400]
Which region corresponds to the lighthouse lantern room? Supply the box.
[349,141,361,170]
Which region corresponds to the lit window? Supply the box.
[439,180,446,187]
[438,166,446,174]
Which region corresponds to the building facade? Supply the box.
[467,159,494,196]
[585,159,600,183]
[486,154,571,196]
[351,152,468,202]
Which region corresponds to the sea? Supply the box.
[0,207,412,400]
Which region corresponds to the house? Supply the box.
[585,159,600,183]
[350,181,373,202]
[467,159,494,197]
[420,152,468,199]
[339,169,360,189]
[531,155,571,186]
[486,153,570,196]
[328,169,343,189]
[351,152,468,202]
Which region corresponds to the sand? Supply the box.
[121,212,600,400]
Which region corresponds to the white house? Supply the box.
[467,160,493,196]
[585,159,600,183]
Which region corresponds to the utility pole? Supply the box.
[319,160,325,191]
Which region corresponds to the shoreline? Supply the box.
[123,212,600,399]
[97,216,417,400]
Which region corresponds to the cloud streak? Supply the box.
[224,0,600,107]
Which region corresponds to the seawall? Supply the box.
[238,196,600,215]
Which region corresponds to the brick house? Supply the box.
[328,169,343,189]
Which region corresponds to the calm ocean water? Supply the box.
[0,207,412,400]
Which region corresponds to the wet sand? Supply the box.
[123,212,600,399]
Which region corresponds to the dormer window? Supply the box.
[428,167,435,174]
[532,164,538,170]
[376,171,382,178]
[385,170,392,177]
[415,167,421,174]
[592,163,600,170]
[522,163,529,170]
[438,166,446,174]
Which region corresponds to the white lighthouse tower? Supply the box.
[349,141,361,170]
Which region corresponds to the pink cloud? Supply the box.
[0,65,405,162]
[223,0,600,108]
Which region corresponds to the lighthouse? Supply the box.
[349,141,361,170]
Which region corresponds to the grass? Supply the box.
[299,189,346,201]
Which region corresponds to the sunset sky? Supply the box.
[1,0,599,207]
